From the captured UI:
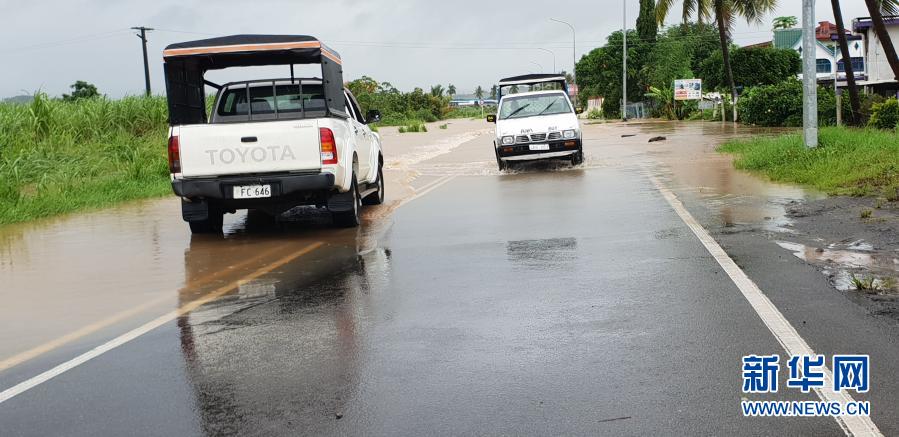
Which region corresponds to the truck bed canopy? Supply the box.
[497,74,568,100]
[163,35,346,125]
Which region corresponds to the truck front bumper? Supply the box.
[496,139,581,160]
[172,172,335,200]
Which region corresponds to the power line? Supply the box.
[0,29,131,54]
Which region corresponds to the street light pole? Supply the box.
[550,18,576,99]
[622,0,628,121]
[536,48,556,73]
[802,0,818,148]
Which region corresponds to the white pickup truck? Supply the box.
[163,35,383,233]
[487,74,583,170]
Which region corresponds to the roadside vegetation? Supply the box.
[346,76,491,129]
[719,127,899,196]
[0,77,489,225]
[0,92,169,225]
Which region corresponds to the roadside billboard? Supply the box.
[674,79,702,101]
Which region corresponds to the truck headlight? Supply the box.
[563,129,577,139]
[501,136,515,145]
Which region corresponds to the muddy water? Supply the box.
[0,118,851,370]
[0,118,490,367]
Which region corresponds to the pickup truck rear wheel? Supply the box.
[362,164,385,205]
[188,206,224,234]
[332,174,362,228]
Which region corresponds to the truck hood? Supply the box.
[495,113,579,137]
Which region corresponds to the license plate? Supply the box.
[529,143,550,151]
[233,184,272,199]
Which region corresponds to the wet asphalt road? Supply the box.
[2,121,898,436]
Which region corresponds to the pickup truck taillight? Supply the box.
[319,128,338,165]
[168,135,181,173]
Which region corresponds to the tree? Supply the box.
[831,0,861,125]
[772,16,798,29]
[61,81,100,101]
[475,86,484,100]
[430,84,445,97]
[864,0,899,82]
[489,85,498,99]
[656,0,779,122]
[698,46,800,89]
[447,84,456,96]
[637,0,658,42]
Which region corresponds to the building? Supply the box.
[853,16,899,93]
[773,22,866,83]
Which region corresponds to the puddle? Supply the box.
[776,240,899,291]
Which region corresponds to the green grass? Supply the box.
[398,122,427,133]
[718,126,899,196]
[0,93,171,225]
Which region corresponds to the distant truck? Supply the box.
[487,74,583,170]
[163,35,383,233]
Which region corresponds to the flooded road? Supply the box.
[2,120,898,436]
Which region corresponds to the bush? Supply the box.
[587,108,603,119]
[738,79,848,127]
[868,98,899,130]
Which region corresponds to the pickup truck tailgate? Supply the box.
[177,120,322,178]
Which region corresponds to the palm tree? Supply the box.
[657,0,778,122]
[447,84,457,96]
[864,0,899,82]
[773,16,798,29]
[831,0,860,124]
[475,86,485,100]
[430,85,445,97]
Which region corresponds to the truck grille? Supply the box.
[512,132,562,144]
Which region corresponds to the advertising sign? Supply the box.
[674,79,702,101]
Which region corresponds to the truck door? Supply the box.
[345,91,374,181]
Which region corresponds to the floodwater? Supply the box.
[0,118,491,368]
[0,118,832,373]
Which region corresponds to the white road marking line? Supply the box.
[0,242,323,405]
[400,175,456,208]
[649,174,883,437]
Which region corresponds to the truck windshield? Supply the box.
[498,94,572,120]
[215,82,327,123]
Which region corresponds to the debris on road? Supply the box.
[648,136,667,142]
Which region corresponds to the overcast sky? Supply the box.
[0,0,874,98]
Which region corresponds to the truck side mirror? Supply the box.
[366,109,382,124]
[486,114,496,123]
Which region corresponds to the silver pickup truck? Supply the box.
[163,35,383,233]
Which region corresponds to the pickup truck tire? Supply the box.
[571,150,584,166]
[362,164,384,205]
[332,173,361,228]
[188,206,224,234]
[495,149,506,171]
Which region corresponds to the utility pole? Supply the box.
[622,0,628,121]
[132,26,154,97]
[802,1,818,148]
[550,19,576,101]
